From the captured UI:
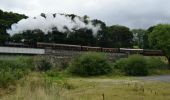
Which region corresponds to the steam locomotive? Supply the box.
[3,42,164,56]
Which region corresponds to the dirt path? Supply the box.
[137,75,170,82]
[71,75,170,84]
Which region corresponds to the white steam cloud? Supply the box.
[7,13,101,36]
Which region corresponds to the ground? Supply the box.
[1,74,170,100]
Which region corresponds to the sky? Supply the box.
[1,0,170,29]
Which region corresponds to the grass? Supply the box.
[1,73,170,100]
[62,78,170,100]
[0,73,62,100]
[0,54,170,100]
[150,69,170,75]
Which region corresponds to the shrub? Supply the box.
[114,55,149,76]
[124,55,148,76]
[114,58,127,70]
[34,57,52,71]
[46,70,59,77]
[35,58,52,71]
[69,52,112,76]
[146,57,168,69]
[0,56,33,88]
[0,69,15,87]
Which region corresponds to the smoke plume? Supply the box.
[7,13,101,36]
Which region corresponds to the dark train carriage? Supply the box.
[37,42,53,48]
[81,46,102,52]
[102,48,119,53]
[37,42,81,51]
[54,44,81,51]
[119,48,143,54]
[143,49,164,56]
[4,42,29,48]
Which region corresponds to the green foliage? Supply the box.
[123,55,149,76]
[34,57,52,71]
[146,57,168,69]
[45,28,67,43]
[107,25,133,48]
[148,24,170,65]
[45,70,60,77]
[69,52,112,76]
[131,29,146,48]
[0,9,27,45]
[114,58,128,70]
[143,25,156,49]
[67,28,95,46]
[114,55,168,76]
[0,56,33,88]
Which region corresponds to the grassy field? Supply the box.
[1,73,170,100]
[1,55,170,100]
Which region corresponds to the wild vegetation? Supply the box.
[114,55,168,76]
[0,53,169,100]
[69,52,112,76]
[0,56,33,88]
[0,53,168,89]
[1,73,170,100]
[0,9,27,45]
[148,24,170,67]
[1,9,170,100]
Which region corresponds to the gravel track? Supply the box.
[137,75,170,82]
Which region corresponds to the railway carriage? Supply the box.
[37,42,81,51]
[81,46,102,52]
[119,48,143,54]
[143,49,164,56]
[1,42,164,56]
[102,48,119,53]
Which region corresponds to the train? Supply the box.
[3,42,164,56]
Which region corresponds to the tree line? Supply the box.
[0,9,148,48]
[0,9,27,45]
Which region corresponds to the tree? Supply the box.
[45,27,67,43]
[0,9,27,45]
[148,24,170,67]
[67,28,95,46]
[92,19,110,47]
[131,29,146,48]
[10,33,23,42]
[143,26,156,49]
[0,32,9,45]
[107,25,133,48]
[20,30,45,47]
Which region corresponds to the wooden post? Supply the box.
[102,93,105,100]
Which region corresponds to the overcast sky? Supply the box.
[1,0,170,29]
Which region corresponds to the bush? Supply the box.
[124,55,148,76]
[114,58,127,70]
[114,55,149,76]
[35,58,52,71]
[46,70,60,77]
[0,56,33,88]
[114,55,168,76]
[146,57,168,69]
[69,52,112,76]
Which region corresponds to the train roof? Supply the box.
[5,42,25,46]
[120,48,143,51]
[102,48,118,49]
[82,46,101,48]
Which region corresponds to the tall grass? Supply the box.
[1,73,63,100]
[0,56,33,88]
